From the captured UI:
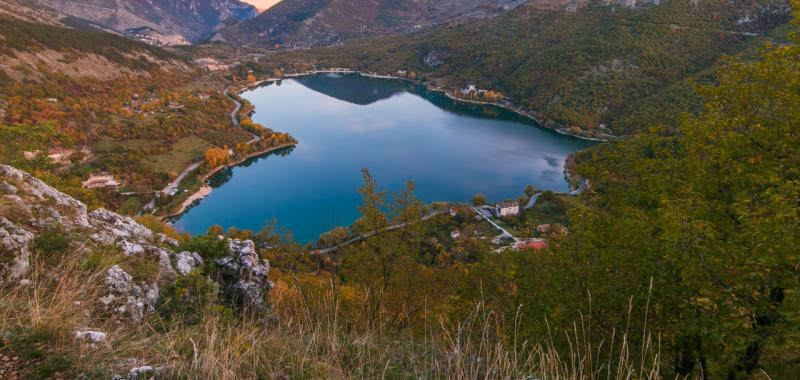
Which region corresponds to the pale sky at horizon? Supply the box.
[243,0,281,11]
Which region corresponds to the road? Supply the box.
[139,160,203,215]
[139,86,257,216]
[473,207,519,242]
[313,210,449,254]
[224,86,260,144]
[524,192,542,209]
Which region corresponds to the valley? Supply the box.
[0,0,798,378]
[173,73,593,242]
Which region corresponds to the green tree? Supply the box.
[506,9,800,377]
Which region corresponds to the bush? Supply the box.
[157,271,221,324]
[177,235,230,275]
[32,230,71,256]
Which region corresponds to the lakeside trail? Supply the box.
[142,84,296,220]
[163,142,296,219]
[312,209,450,254]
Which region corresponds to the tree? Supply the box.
[507,16,800,377]
[471,194,487,206]
[340,169,438,329]
[203,147,230,168]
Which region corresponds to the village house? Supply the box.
[168,102,186,112]
[82,174,120,190]
[193,57,229,71]
[537,224,551,234]
[514,240,548,251]
[495,201,520,217]
[461,83,478,96]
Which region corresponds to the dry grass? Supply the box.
[0,248,663,379]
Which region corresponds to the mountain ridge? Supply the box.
[214,0,533,48]
[31,0,258,43]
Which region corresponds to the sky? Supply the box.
[242,0,281,11]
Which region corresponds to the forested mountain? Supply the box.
[213,0,530,48]
[31,0,258,43]
[260,0,793,138]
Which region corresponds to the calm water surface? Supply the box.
[174,74,594,242]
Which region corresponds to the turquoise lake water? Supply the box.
[173,74,594,242]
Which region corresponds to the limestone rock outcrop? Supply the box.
[0,165,271,321]
[216,239,273,312]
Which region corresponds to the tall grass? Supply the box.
[0,250,662,379]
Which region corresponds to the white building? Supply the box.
[461,84,477,96]
[82,174,120,189]
[495,201,519,217]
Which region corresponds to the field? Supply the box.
[145,136,212,176]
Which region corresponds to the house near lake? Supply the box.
[514,240,548,251]
[495,201,520,217]
[461,84,477,96]
[82,174,120,189]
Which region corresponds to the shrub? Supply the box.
[157,271,220,325]
[177,235,230,275]
[32,230,70,257]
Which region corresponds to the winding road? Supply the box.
[524,192,542,209]
[139,85,258,215]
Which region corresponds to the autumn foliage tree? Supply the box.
[203,147,230,169]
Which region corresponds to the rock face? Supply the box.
[32,0,258,43]
[0,165,270,319]
[99,265,159,320]
[0,216,35,282]
[215,0,525,48]
[216,239,272,312]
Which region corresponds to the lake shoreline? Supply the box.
[241,70,613,143]
[163,142,297,220]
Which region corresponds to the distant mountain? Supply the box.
[0,0,189,81]
[32,0,258,43]
[213,0,530,48]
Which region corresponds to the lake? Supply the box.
[173,74,594,242]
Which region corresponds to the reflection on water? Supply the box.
[174,74,595,242]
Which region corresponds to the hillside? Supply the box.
[0,5,294,219]
[0,0,798,378]
[1,30,798,374]
[257,0,793,138]
[213,0,530,48]
[31,0,258,44]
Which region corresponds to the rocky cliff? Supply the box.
[31,0,258,43]
[213,0,528,48]
[0,163,271,320]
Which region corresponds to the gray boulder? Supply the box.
[0,216,35,282]
[100,265,157,321]
[216,239,272,312]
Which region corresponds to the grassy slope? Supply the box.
[0,15,253,213]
